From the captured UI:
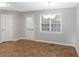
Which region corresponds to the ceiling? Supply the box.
[0,2,78,12]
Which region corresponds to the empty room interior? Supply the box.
[0,2,79,57]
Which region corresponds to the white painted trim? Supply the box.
[18,37,74,46]
[30,39,74,46]
[0,37,74,47]
[40,13,62,33]
[75,47,79,56]
[0,38,77,54]
[74,45,79,56]
[0,38,77,55]
[24,15,35,40]
[0,39,19,43]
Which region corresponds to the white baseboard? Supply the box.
[74,45,79,56]
[0,38,78,55]
[0,37,75,47]
[20,38,79,55]
[0,37,78,55]
[0,39,19,43]
[18,37,74,47]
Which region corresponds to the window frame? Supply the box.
[40,13,62,33]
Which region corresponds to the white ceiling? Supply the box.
[0,2,78,12]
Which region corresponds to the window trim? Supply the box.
[40,13,62,33]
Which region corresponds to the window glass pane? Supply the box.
[56,24,60,27]
[55,15,60,21]
[51,28,56,31]
[40,14,61,32]
[46,28,49,31]
[41,24,49,28]
[42,28,46,31]
[51,20,56,24]
[51,24,56,27]
[51,15,60,23]
[41,16,50,32]
[56,28,60,32]
[50,15,61,32]
[51,24,60,28]
[41,24,45,27]
[41,28,50,32]
[41,16,50,24]
[46,24,49,27]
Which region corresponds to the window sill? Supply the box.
[40,31,62,34]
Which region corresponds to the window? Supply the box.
[40,14,62,33]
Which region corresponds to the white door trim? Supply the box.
[24,15,35,40]
[0,14,14,42]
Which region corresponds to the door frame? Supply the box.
[0,14,14,42]
[24,15,35,40]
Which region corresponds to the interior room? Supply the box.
[0,2,79,57]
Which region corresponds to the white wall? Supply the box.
[75,3,79,55]
[17,13,25,38]
[0,7,76,47]
[0,6,78,55]
[19,8,76,45]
